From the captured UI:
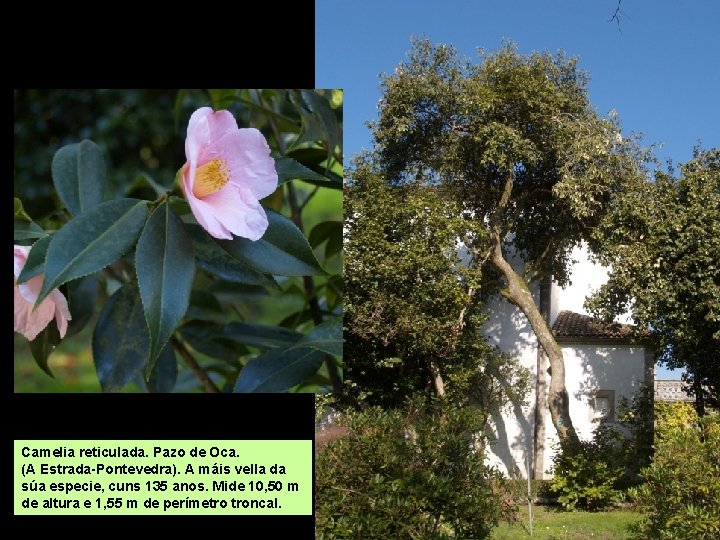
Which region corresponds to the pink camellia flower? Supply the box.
[181,107,278,241]
[14,245,71,341]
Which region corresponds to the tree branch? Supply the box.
[171,338,221,393]
[427,359,446,397]
[609,0,624,31]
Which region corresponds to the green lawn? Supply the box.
[492,505,642,540]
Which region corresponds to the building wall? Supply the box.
[482,242,648,478]
[550,243,633,326]
[540,344,649,477]
[482,286,540,478]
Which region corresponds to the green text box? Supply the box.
[15,440,312,515]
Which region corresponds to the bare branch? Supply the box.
[609,0,625,32]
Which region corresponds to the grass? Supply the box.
[492,505,642,540]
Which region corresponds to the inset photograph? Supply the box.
[14,89,343,393]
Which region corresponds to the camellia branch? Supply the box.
[171,337,221,393]
[258,90,343,395]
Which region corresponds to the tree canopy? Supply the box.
[368,39,649,442]
[588,148,720,411]
[344,158,528,412]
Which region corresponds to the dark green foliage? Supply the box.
[589,148,720,410]
[51,139,106,216]
[548,424,624,511]
[614,385,655,489]
[504,479,554,504]
[316,399,514,539]
[218,209,327,276]
[372,39,648,287]
[93,281,152,392]
[135,201,195,367]
[630,403,720,539]
[37,198,149,304]
[549,385,655,510]
[14,90,189,218]
[344,161,528,410]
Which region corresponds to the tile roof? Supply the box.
[552,310,634,341]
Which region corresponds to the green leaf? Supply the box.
[326,232,343,259]
[180,321,244,363]
[288,91,327,146]
[14,219,47,241]
[136,202,195,369]
[92,281,150,392]
[309,220,343,258]
[17,235,52,284]
[233,95,300,131]
[300,89,342,158]
[14,197,32,221]
[208,89,238,110]
[188,224,275,286]
[291,319,343,357]
[275,157,341,189]
[289,90,342,165]
[234,346,325,393]
[64,276,98,339]
[168,195,192,217]
[286,147,330,169]
[147,344,178,393]
[125,173,168,198]
[223,322,302,349]
[219,209,326,276]
[186,290,224,322]
[51,139,106,216]
[208,281,273,300]
[29,322,61,378]
[324,274,344,311]
[278,309,315,329]
[174,89,189,133]
[37,198,148,305]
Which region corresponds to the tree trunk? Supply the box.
[489,239,579,444]
[428,359,446,397]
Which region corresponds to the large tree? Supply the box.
[370,40,648,442]
[588,148,720,413]
[344,158,528,414]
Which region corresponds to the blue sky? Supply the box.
[317,0,720,380]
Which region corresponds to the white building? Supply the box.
[481,243,654,479]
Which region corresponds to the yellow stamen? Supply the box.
[193,159,230,198]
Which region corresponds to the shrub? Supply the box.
[504,479,554,504]
[614,385,655,489]
[630,403,720,540]
[548,424,624,511]
[315,398,514,539]
[547,385,656,510]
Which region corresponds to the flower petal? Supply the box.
[14,286,55,341]
[18,274,44,304]
[50,288,72,338]
[185,187,232,240]
[14,245,30,277]
[210,128,278,200]
[185,107,239,164]
[182,108,277,242]
[191,183,269,241]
